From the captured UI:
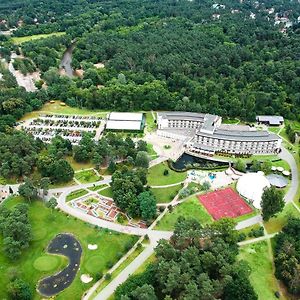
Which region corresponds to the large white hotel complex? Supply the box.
[157,112,282,155]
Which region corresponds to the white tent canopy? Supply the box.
[237,172,270,209]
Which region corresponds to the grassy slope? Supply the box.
[155,196,212,230]
[66,189,88,202]
[0,197,137,299]
[74,169,101,184]
[264,202,300,234]
[11,32,66,44]
[98,187,113,198]
[20,101,108,121]
[150,184,182,203]
[238,241,278,300]
[147,162,186,186]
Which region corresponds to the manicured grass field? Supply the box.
[238,241,279,300]
[88,184,109,191]
[74,169,102,184]
[21,101,108,121]
[66,189,88,202]
[155,196,213,231]
[145,112,156,132]
[98,187,113,198]
[11,32,66,44]
[91,245,143,297]
[264,203,300,234]
[150,184,182,203]
[147,162,186,186]
[147,143,158,158]
[0,197,137,300]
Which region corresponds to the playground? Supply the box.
[198,187,253,220]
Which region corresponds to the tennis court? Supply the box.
[198,187,253,220]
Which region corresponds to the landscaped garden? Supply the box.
[155,196,213,230]
[150,184,183,203]
[0,196,137,299]
[74,169,102,184]
[238,241,280,300]
[147,162,186,186]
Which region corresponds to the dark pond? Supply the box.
[37,233,82,297]
[172,153,228,171]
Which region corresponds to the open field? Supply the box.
[11,32,66,44]
[20,101,108,121]
[74,169,102,184]
[264,202,300,234]
[155,196,213,230]
[150,184,182,203]
[147,162,186,186]
[238,241,279,300]
[145,112,156,132]
[0,197,137,300]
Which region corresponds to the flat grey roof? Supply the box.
[157,111,206,121]
[196,129,280,142]
[256,115,284,125]
[201,114,218,133]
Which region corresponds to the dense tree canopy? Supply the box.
[274,218,300,295]
[116,217,257,300]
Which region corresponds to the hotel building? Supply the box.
[157,112,281,155]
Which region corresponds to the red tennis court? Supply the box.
[198,187,253,220]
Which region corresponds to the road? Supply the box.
[279,147,299,203]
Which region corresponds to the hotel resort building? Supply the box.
[157,112,281,156]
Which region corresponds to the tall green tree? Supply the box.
[261,186,284,221]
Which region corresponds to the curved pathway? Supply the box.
[278,147,298,203]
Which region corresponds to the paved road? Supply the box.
[279,147,299,203]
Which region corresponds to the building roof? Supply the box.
[237,173,270,208]
[256,115,284,125]
[196,128,280,142]
[200,114,219,134]
[108,112,143,121]
[106,120,142,131]
[157,111,206,122]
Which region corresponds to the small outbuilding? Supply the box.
[256,115,284,126]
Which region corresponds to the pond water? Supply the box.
[172,153,228,171]
[37,233,82,297]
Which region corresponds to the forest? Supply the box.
[0,0,299,122]
[115,217,257,300]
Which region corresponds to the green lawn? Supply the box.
[155,196,212,231]
[147,143,158,158]
[21,101,108,121]
[0,197,137,300]
[264,203,300,234]
[88,184,109,192]
[11,32,66,44]
[150,184,183,203]
[145,112,156,132]
[66,156,95,171]
[91,245,143,298]
[98,187,113,198]
[66,189,88,202]
[238,224,263,241]
[147,162,186,186]
[238,241,279,300]
[74,169,102,184]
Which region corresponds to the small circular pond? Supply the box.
[37,233,82,297]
